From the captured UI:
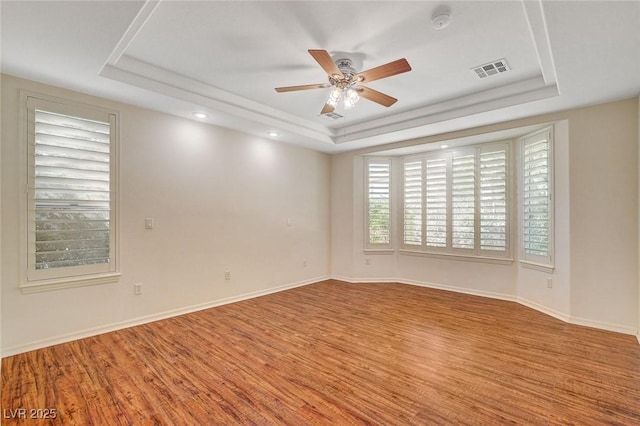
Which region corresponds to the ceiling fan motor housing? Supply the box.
[330,58,359,88]
[336,58,357,77]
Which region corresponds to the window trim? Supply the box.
[19,91,121,293]
[398,248,513,265]
[518,127,554,271]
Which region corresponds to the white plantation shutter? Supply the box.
[425,157,447,248]
[398,142,511,259]
[403,159,422,246]
[26,96,118,285]
[521,129,553,265]
[451,152,476,250]
[366,158,391,247]
[480,147,508,253]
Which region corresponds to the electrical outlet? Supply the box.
[365,258,371,266]
[224,271,231,280]
[134,283,143,295]
[547,278,553,288]
[303,259,307,267]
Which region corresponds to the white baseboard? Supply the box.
[400,277,517,302]
[516,296,571,323]
[331,275,400,284]
[2,276,329,357]
[567,315,638,336]
[334,275,516,302]
[332,275,639,338]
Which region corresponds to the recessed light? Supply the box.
[267,131,279,137]
[441,144,449,149]
[192,112,208,119]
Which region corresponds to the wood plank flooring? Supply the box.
[2,280,640,425]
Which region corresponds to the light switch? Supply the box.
[145,218,154,229]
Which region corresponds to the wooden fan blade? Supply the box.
[308,49,343,78]
[275,83,330,93]
[320,103,335,115]
[357,86,398,107]
[356,58,411,84]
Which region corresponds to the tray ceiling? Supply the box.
[2,1,639,153]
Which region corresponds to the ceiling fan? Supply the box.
[275,49,412,115]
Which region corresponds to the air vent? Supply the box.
[323,112,344,120]
[472,59,510,79]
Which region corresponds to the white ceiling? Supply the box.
[2,1,639,153]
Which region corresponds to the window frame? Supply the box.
[450,146,478,256]
[478,143,512,258]
[401,154,426,250]
[364,156,393,251]
[399,141,513,262]
[518,127,554,272]
[19,92,121,293]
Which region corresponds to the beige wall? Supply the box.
[1,73,638,355]
[0,72,3,361]
[330,154,355,279]
[568,99,638,330]
[331,98,639,334]
[1,75,331,354]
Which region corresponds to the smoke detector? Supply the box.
[432,13,451,30]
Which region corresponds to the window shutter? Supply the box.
[375,140,513,260]
[522,130,552,262]
[32,109,112,270]
[480,147,508,252]
[451,152,475,250]
[403,159,422,246]
[425,157,447,248]
[366,158,391,246]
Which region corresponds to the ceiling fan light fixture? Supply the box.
[327,87,342,107]
[343,88,360,110]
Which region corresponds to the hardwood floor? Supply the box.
[3,280,640,425]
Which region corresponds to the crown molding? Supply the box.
[98,0,560,149]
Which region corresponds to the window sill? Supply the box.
[363,249,396,255]
[399,249,513,265]
[20,272,121,294]
[519,261,555,274]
